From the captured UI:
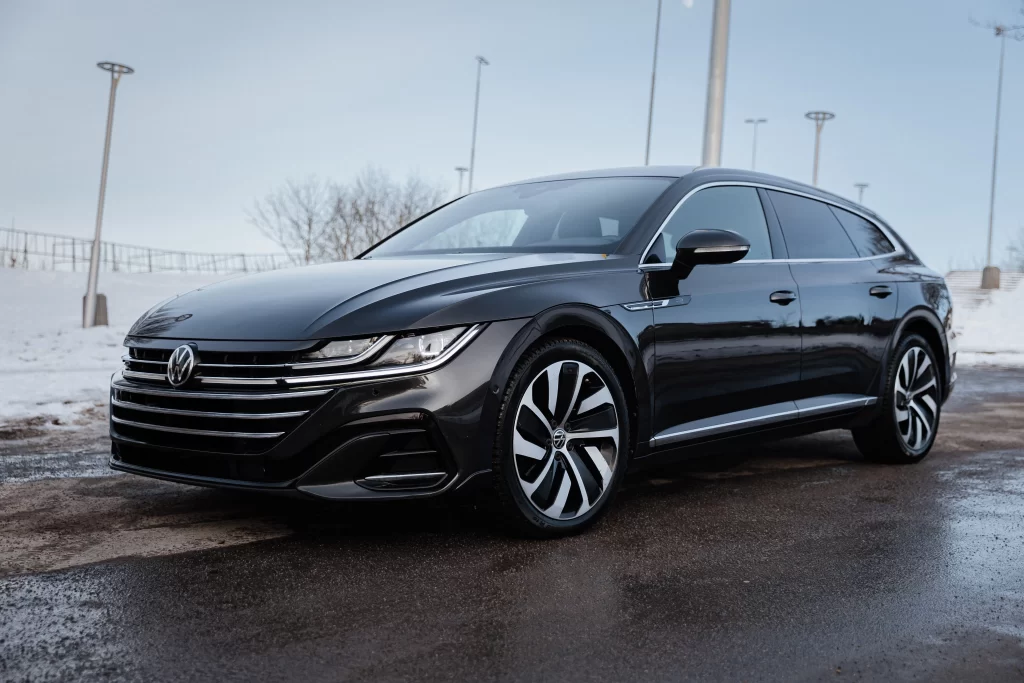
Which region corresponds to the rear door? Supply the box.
[647,185,802,442]
[765,190,899,401]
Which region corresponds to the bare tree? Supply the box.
[247,177,338,265]
[323,167,447,260]
[250,168,447,264]
[1005,227,1024,271]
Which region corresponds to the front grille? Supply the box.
[110,379,333,455]
[120,336,391,388]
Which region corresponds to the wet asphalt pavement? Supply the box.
[1,367,1023,682]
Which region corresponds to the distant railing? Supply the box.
[0,228,292,275]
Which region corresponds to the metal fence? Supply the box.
[0,228,292,275]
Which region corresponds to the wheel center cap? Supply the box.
[551,428,567,450]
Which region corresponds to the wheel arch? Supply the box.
[477,304,651,468]
[890,308,950,401]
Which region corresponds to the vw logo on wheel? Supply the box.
[167,344,197,387]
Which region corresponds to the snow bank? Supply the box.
[0,269,225,426]
[954,284,1024,368]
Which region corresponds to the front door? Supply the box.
[646,185,802,440]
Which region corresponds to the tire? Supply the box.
[492,339,630,537]
[853,334,942,464]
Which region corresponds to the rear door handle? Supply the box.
[869,285,893,299]
[770,290,797,305]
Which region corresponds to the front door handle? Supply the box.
[869,285,893,299]
[770,290,797,305]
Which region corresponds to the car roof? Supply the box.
[496,165,882,222]
[502,166,698,185]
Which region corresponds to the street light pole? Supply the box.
[467,56,489,194]
[984,28,1006,271]
[744,118,766,170]
[454,166,468,196]
[854,183,869,204]
[805,111,835,187]
[701,0,731,167]
[84,61,134,328]
[644,0,663,166]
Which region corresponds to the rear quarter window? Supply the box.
[829,206,896,257]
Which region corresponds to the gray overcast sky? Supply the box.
[1,0,1022,271]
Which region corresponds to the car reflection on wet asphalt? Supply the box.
[1,367,1022,682]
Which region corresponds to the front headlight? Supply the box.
[302,337,381,361]
[370,327,467,368]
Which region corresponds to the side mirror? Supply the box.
[672,229,751,278]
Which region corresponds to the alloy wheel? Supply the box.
[512,360,620,521]
[893,346,939,452]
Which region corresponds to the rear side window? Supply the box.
[648,186,773,263]
[767,191,858,259]
[829,206,895,257]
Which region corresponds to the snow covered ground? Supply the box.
[954,283,1024,368]
[0,268,1021,439]
[0,269,225,435]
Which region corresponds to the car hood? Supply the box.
[127,252,632,341]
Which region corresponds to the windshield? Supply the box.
[363,176,674,257]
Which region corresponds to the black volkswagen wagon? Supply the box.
[111,166,956,536]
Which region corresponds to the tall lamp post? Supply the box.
[804,111,834,187]
[980,24,1024,288]
[644,0,663,165]
[744,118,766,170]
[854,183,869,204]
[454,166,468,197]
[84,61,134,328]
[467,56,489,194]
[701,0,731,167]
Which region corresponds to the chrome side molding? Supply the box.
[650,394,877,448]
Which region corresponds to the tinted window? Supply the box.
[829,206,895,257]
[364,177,673,256]
[767,191,858,259]
[647,186,772,263]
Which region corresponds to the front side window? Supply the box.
[647,186,773,264]
[829,206,895,257]
[363,177,674,257]
[767,191,859,260]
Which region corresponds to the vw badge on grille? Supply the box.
[167,344,197,387]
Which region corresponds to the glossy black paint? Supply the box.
[113,167,956,500]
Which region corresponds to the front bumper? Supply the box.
[110,319,529,500]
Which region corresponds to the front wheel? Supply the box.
[853,334,942,464]
[492,339,629,537]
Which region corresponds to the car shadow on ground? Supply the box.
[210,429,868,540]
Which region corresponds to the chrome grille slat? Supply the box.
[111,397,307,420]
[122,356,166,367]
[123,370,169,382]
[111,381,330,401]
[111,416,285,439]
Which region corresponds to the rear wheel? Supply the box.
[492,339,629,537]
[853,334,941,464]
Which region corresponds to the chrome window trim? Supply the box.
[637,180,904,269]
